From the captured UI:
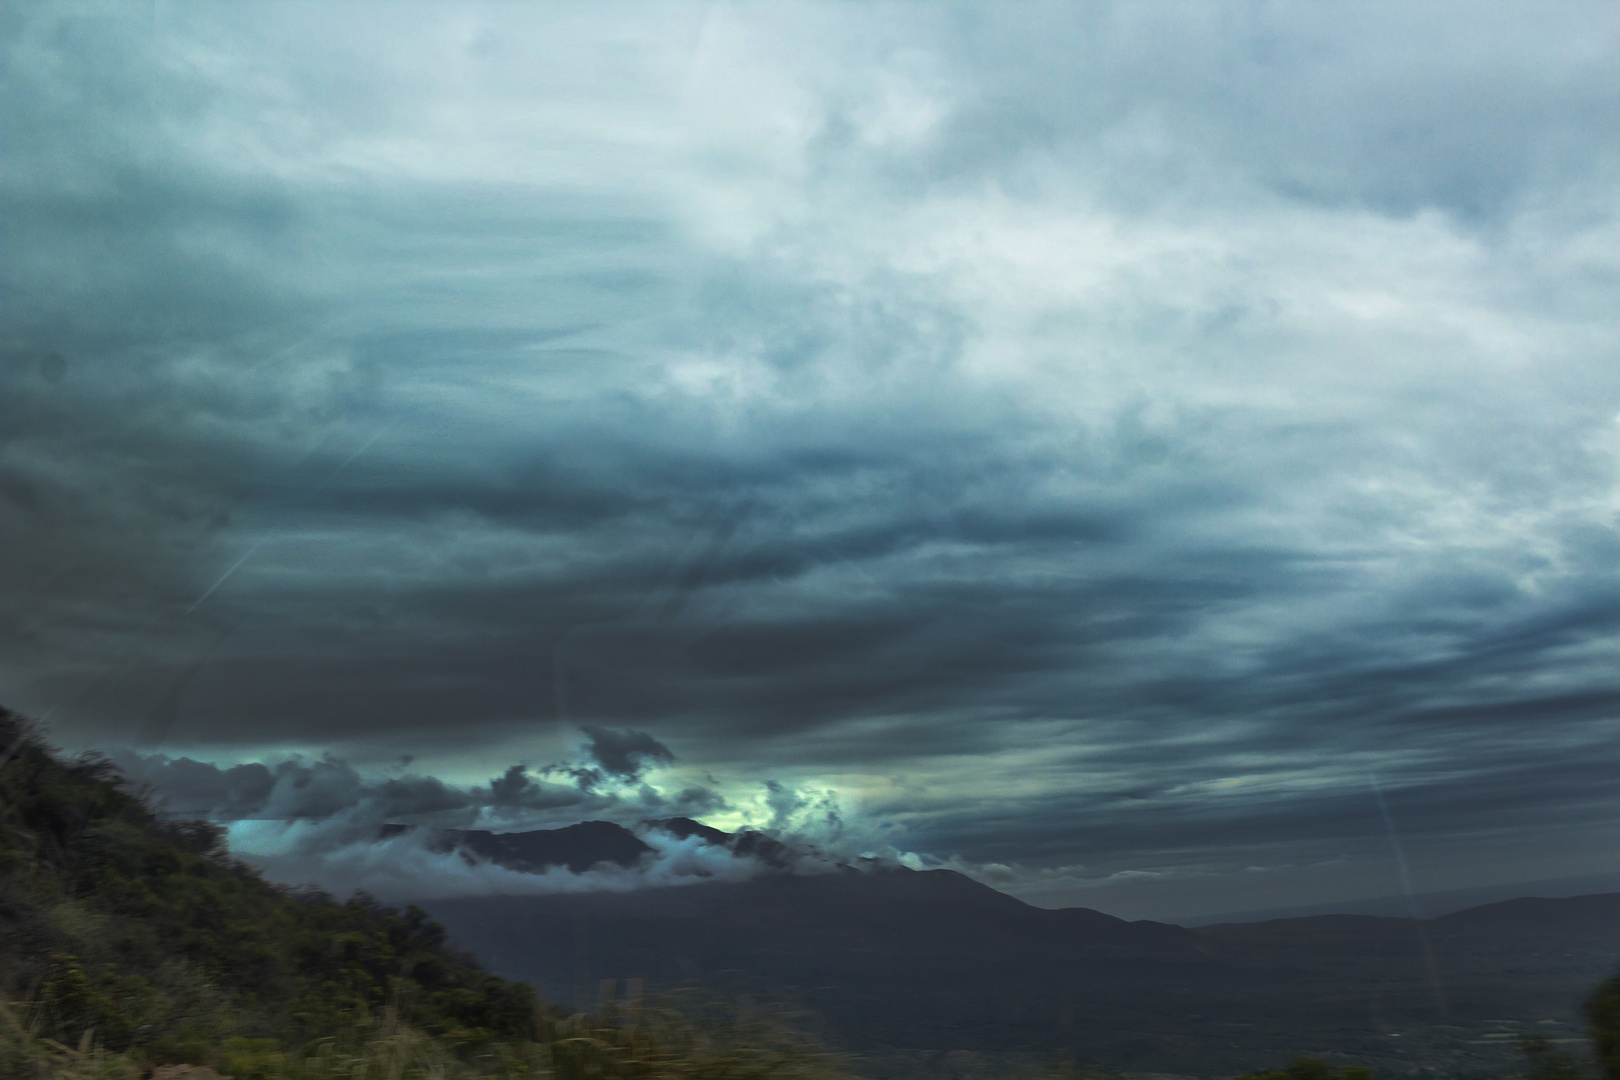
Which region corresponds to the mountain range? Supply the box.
[409,818,1620,1077]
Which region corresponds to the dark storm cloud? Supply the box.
[117,752,473,822]
[580,726,675,780]
[115,724,696,824]
[4,3,1620,917]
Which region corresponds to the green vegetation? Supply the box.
[0,990,843,1080]
[1492,969,1620,1080]
[0,707,840,1079]
[1519,1034,1585,1080]
[0,707,532,1062]
[1234,1059,1375,1080]
[1589,970,1620,1080]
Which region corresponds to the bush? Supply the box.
[1234,1057,1374,1080]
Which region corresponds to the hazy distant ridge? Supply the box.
[414,819,1620,1076]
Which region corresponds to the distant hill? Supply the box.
[381,819,657,873]
[1178,870,1620,925]
[382,815,799,875]
[417,819,1620,1077]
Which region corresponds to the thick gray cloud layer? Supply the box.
[3,2,1619,919]
[115,724,700,827]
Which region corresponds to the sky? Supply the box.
[3,1,1620,922]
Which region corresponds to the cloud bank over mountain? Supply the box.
[116,725,706,828]
[4,3,1619,919]
[111,725,872,899]
[223,820,812,904]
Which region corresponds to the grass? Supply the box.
[0,982,853,1080]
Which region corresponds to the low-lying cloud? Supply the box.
[224,818,793,902]
[116,726,703,829]
[113,725,877,900]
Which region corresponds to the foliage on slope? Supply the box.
[0,706,535,1069]
[0,991,845,1080]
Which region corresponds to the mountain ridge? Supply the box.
[406,820,1620,1076]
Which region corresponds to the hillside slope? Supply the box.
[0,707,535,1069]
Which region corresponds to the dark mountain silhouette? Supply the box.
[438,820,654,873]
[646,816,800,868]
[380,816,800,875]
[650,816,733,845]
[415,820,1620,1076]
[1180,868,1620,924]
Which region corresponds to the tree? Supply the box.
[1521,1033,1587,1080]
[1587,971,1620,1079]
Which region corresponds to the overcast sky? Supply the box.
[4,1,1619,921]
